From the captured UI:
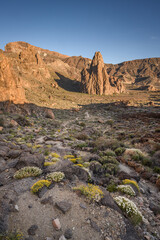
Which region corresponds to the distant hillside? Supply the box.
[0,41,159,105]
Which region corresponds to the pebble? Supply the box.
[27,225,38,235]
[59,236,67,240]
[52,218,61,231]
[55,201,72,214]
[64,228,73,239]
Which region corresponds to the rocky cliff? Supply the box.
[0,51,26,104]
[81,52,125,95]
[106,58,160,89]
[0,41,160,105]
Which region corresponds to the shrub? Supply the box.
[114,196,143,225]
[69,158,77,163]
[124,148,147,162]
[0,230,23,240]
[103,163,119,175]
[75,163,83,167]
[76,143,88,149]
[103,149,116,157]
[44,149,50,156]
[115,147,125,156]
[0,117,4,127]
[44,162,56,166]
[14,167,42,179]
[141,157,152,167]
[122,179,140,192]
[76,133,88,140]
[73,183,104,202]
[50,152,60,158]
[99,156,119,165]
[64,154,75,159]
[31,180,51,193]
[153,166,160,174]
[117,185,136,196]
[46,172,65,182]
[107,183,117,192]
[83,162,90,168]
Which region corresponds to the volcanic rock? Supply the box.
[81,52,125,95]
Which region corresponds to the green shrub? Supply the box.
[114,196,143,225]
[76,143,88,149]
[107,183,117,192]
[115,147,125,156]
[14,167,42,179]
[103,163,119,175]
[104,149,116,157]
[141,157,152,167]
[153,166,160,174]
[46,172,65,182]
[99,156,119,165]
[0,117,4,127]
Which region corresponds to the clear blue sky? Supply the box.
[0,0,160,64]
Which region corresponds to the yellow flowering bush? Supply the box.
[122,179,140,192]
[1,231,23,240]
[44,162,56,166]
[64,154,75,159]
[73,184,104,202]
[50,152,60,158]
[31,180,51,193]
[14,167,42,179]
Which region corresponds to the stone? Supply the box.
[59,236,67,240]
[149,201,160,215]
[7,150,22,159]
[151,151,160,167]
[100,190,122,214]
[45,109,55,119]
[81,51,125,95]
[156,177,160,190]
[80,203,87,209]
[37,186,48,198]
[41,196,53,205]
[0,126,3,131]
[27,224,38,235]
[17,152,44,169]
[90,219,101,232]
[141,171,152,180]
[89,161,103,175]
[52,218,61,230]
[64,228,73,239]
[10,119,19,127]
[118,170,140,182]
[55,201,72,214]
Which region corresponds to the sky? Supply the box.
[0,0,160,64]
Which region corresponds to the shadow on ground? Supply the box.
[55,72,81,92]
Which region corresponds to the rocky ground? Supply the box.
[0,101,160,240]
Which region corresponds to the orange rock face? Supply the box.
[81,52,125,95]
[0,51,26,104]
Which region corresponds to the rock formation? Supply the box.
[0,41,159,105]
[0,51,26,104]
[81,52,125,95]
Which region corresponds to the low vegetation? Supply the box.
[14,167,42,179]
